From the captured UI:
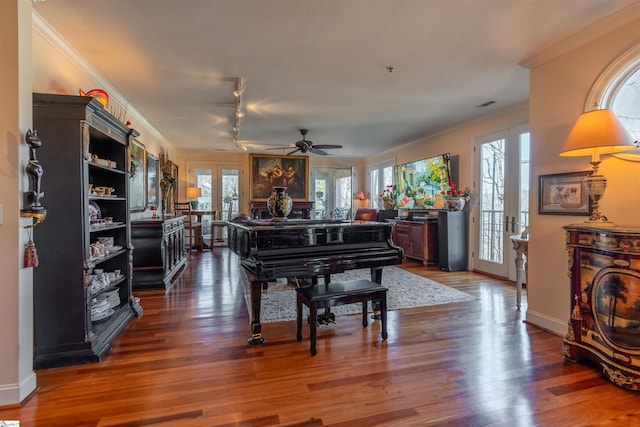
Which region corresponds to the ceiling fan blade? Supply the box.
[266,146,294,150]
[312,144,342,150]
[309,148,329,155]
[286,149,300,156]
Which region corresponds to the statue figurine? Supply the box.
[24,129,45,212]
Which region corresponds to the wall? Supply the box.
[527,15,640,334]
[365,102,529,272]
[31,12,175,221]
[176,149,362,215]
[0,0,38,406]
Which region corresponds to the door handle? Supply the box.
[505,215,509,232]
[511,216,516,233]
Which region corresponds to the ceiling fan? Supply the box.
[268,129,343,156]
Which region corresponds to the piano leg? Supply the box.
[371,267,383,319]
[248,279,266,345]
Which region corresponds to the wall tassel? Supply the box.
[24,227,40,268]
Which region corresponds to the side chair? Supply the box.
[174,202,203,253]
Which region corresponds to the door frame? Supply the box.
[472,124,529,280]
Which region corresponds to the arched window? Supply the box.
[586,43,640,159]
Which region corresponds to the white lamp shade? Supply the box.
[560,109,636,158]
[186,187,202,199]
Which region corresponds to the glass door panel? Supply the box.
[473,127,529,279]
[187,161,242,244]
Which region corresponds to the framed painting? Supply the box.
[129,139,147,212]
[146,152,159,208]
[250,154,309,201]
[538,171,592,215]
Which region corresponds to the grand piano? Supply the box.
[227,219,403,344]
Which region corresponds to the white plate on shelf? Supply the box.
[88,201,101,220]
[91,308,114,322]
[106,245,123,253]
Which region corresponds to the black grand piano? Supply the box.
[227,219,403,344]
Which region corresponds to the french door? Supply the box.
[310,167,353,219]
[473,126,529,280]
[186,161,243,239]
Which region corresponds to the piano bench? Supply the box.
[295,279,388,356]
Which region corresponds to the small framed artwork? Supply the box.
[249,154,309,201]
[129,139,147,212]
[146,153,159,208]
[538,171,592,215]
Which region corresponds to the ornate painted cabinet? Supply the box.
[563,225,640,390]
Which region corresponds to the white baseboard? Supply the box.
[0,372,36,407]
[525,309,567,336]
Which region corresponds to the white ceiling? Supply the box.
[33,0,639,158]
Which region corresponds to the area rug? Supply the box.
[254,266,475,323]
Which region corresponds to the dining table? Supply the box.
[190,210,228,248]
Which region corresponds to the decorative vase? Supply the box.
[160,181,171,216]
[267,186,292,221]
[445,197,466,211]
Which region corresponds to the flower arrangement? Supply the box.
[442,181,475,201]
[379,184,397,209]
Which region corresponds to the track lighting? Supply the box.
[231,77,245,149]
[233,78,245,98]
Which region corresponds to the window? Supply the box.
[368,160,394,209]
[586,43,640,157]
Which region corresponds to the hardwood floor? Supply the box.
[2,248,639,426]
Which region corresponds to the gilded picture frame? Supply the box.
[250,154,309,201]
[538,171,592,215]
[129,139,147,212]
[146,152,159,208]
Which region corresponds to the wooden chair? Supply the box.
[174,202,203,252]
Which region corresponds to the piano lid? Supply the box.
[227,219,395,256]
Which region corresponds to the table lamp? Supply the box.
[560,108,636,225]
[355,191,366,208]
[186,187,202,209]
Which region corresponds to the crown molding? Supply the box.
[31,10,171,146]
[520,2,640,69]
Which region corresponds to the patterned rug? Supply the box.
[255,266,475,323]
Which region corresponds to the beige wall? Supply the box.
[177,150,363,215]
[0,0,38,406]
[527,17,640,334]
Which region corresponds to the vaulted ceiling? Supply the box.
[33,0,638,158]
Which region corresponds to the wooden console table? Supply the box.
[510,233,528,310]
[249,201,314,219]
[131,216,186,290]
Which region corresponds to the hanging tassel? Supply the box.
[24,228,40,268]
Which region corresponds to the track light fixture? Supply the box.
[233,78,245,98]
[232,77,245,149]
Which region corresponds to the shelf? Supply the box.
[32,93,142,369]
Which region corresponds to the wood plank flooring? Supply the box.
[2,248,639,426]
